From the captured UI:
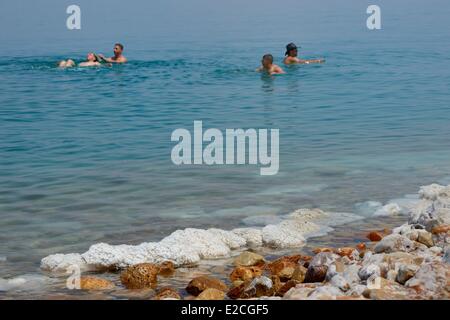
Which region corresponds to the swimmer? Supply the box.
[78,53,102,67]
[58,59,75,68]
[99,43,127,64]
[58,53,102,68]
[256,54,285,75]
[283,43,325,65]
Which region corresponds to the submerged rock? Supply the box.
[261,209,326,248]
[154,287,181,300]
[158,261,175,276]
[234,251,265,267]
[196,288,225,300]
[79,276,115,290]
[120,263,159,289]
[186,276,228,296]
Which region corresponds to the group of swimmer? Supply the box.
[58,43,127,68]
[58,42,324,74]
[257,43,325,75]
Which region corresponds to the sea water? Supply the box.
[0,0,449,281]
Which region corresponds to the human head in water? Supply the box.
[285,43,299,57]
[114,43,124,57]
[261,54,274,69]
[87,53,98,62]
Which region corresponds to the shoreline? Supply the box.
[1,183,449,299]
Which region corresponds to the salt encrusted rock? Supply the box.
[405,261,450,297]
[373,234,415,253]
[358,264,381,281]
[196,288,225,300]
[234,251,265,267]
[40,253,89,273]
[396,264,419,284]
[409,184,450,230]
[261,209,326,248]
[207,228,247,249]
[231,228,263,247]
[418,184,449,201]
[160,228,235,259]
[329,274,350,291]
[120,263,159,289]
[79,276,115,290]
[262,224,307,248]
[363,278,414,300]
[282,283,320,300]
[417,230,434,247]
[444,247,450,264]
[310,252,340,268]
[341,264,361,285]
[186,276,228,296]
[373,203,402,217]
[307,285,342,300]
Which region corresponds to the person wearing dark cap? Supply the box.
[256,54,285,75]
[283,43,325,65]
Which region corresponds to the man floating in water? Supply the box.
[99,43,128,64]
[283,43,325,65]
[256,54,285,75]
[58,53,102,68]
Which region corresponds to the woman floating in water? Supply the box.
[58,53,104,68]
[283,43,325,65]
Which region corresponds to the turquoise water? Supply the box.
[1,0,450,278]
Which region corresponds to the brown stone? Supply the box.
[196,288,225,300]
[120,263,159,289]
[367,231,383,242]
[335,247,356,258]
[304,265,328,283]
[230,266,263,282]
[234,251,265,267]
[276,280,300,297]
[79,276,115,290]
[154,287,181,300]
[312,247,334,254]
[431,224,450,234]
[186,276,228,296]
[267,259,297,281]
[158,261,175,277]
[291,265,307,283]
[356,243,367,251]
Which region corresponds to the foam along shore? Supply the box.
[40,183,450,274]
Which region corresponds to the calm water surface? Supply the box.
[0,0,449,281]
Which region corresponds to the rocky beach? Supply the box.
[1,183,449,300]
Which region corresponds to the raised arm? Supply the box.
[299,58,325,64]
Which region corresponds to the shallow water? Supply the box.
[1,0,450,286]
